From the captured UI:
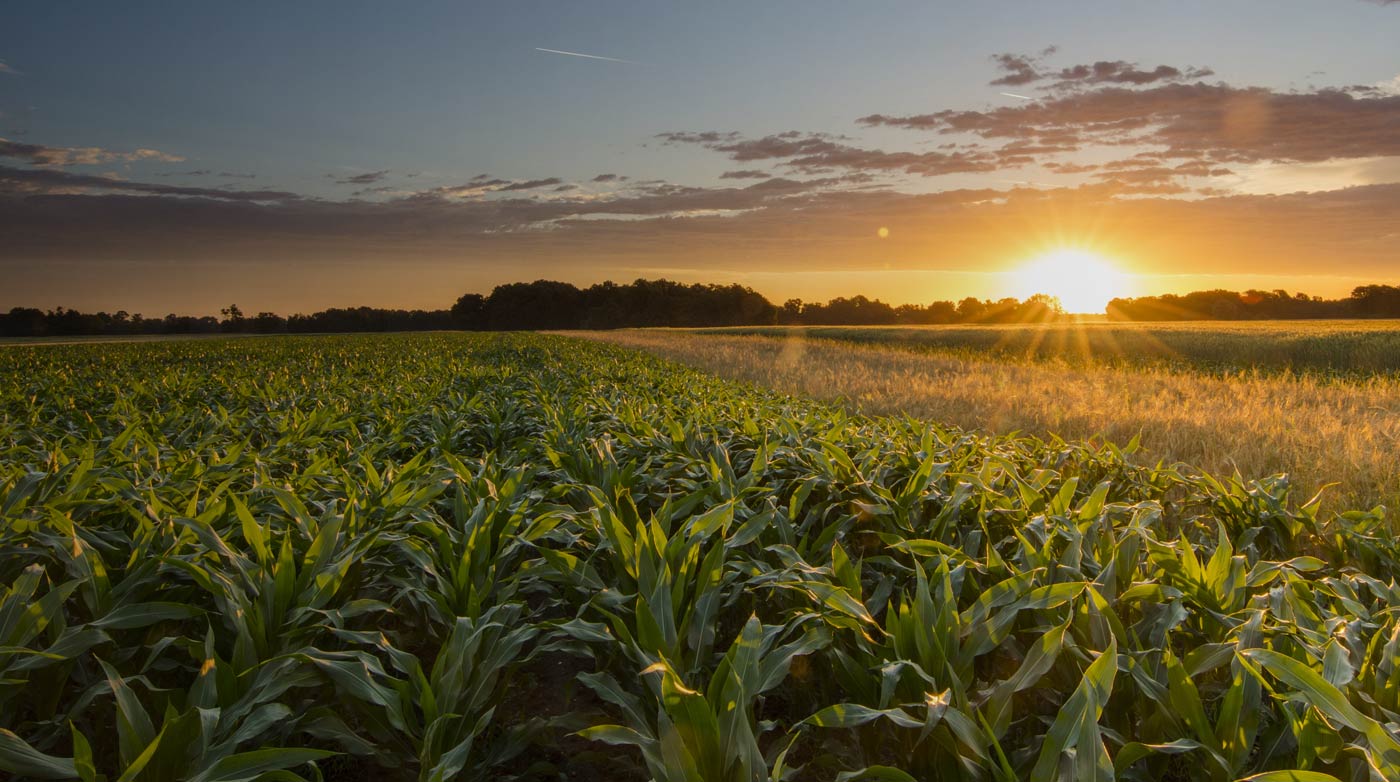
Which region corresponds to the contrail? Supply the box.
[999,92,1033,100]
[535,47,635,64]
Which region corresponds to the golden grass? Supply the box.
[690,319,1400,375]
[574,329,1400,511]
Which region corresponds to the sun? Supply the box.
[1010,249,1131,314]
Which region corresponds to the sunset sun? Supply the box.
[1011,249,1132,314]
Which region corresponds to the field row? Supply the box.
[1,334,1398,781]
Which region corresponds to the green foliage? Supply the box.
[0,333,1396,780]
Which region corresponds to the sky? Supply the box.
[2,0,1399,315]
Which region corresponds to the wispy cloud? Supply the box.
[0,60,18,76]
[534,47,635,64]
[0,138,183,166]
[332,169,390,185]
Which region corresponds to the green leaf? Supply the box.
[188,748,337,782]
[1236,772,1344,782]
[804,703,924,729]
[91,601,204,630]
[834,766,918,782]
[0,729,78,779]
[1031,638,1118,781]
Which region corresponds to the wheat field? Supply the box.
[576,329,1400,511]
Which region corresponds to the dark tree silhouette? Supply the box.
[1105,287,1393,321]
[7,281,1398,338]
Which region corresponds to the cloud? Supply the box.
[0,138,184,166]
[0,60,18,75]
[1048,61,1214,87]
[720,169,773,180]
[156,169,255,179]
[334,170,390,185]
[415,176,571,199]
[659,130,1001,177]
[1368,74,1400,96]
[591,173,627,182]
[352,185,400,197]
[859,83,1400,166]
[497,177,563,191]
[989,50,1054,86]
[0,164,297,201]
[989,50,1211,90]
[7,178,1400,311]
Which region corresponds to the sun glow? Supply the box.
[1011,249,1131,314]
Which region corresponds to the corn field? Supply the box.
[1,333,1398,781]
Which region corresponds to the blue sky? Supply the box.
[3,1,1399,313]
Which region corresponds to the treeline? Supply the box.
[449,279,776,330]
[0,305,456,337]
[776,293,1063,325]
[0,279,777,337]
[7,279,1400,337]
[1107,285,1400,321]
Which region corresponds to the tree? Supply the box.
[450,294,487,330]
[956,297,986,322]
[779,299,805,325]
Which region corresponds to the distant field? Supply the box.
[581,328,1400,510]
[692,319,1400,375]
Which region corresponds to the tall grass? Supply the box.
[2,333,1399,781]
[694,320,1400,376]
[578,330,1400,511]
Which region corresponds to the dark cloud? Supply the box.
[0,138,182,166]
[156,169,257,179]
[352,185,399,197]
[497,177,563,191]
[659,130,1000,177]
[422,175,566,196]
[591,173,627,182]
[1049,61,1214,87]
[0,168,887,268]
[989,50,1211,90]
[989,52,1045,86]
[720,169,773,180]
[335,170,389,185]
[0,164,298,202]
[860,83,1400,165]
